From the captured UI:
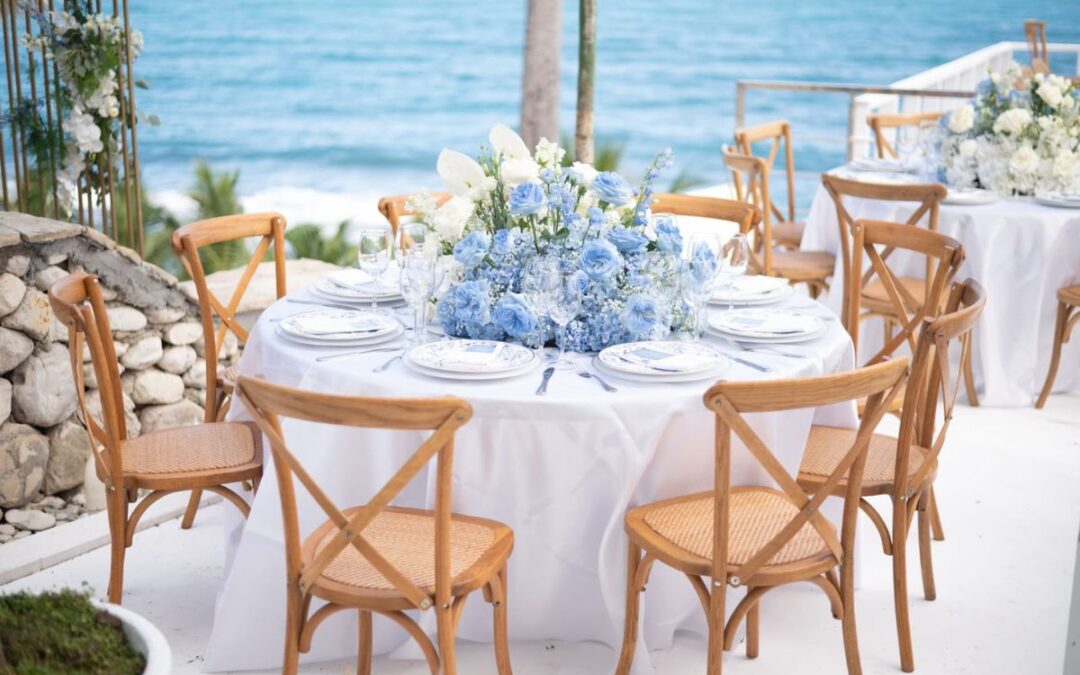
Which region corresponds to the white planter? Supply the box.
[92,600,172,675]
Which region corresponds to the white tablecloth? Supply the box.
[203,290,856,673]
[802,180,1080,407]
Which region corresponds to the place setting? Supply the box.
[276,308,404,348]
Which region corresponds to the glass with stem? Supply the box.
[547,270,582,366]
[398,251,437,345]
[522,255,559,351]
[682,234,723,339]
[356,228,392,313]
[718,233,750,312]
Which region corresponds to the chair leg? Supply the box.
[436,599,459,675]
[929,487,944,542]
[106,489,128,604]
[707,578,727,675]
[491,566,512,675]
[917,495,937,602]
[961,333,979,407]
[893,507,915,673]
[615,542,644,675]
[746,588,760,659]
[357,611,372,675]
[1036,301,1069,409]
[180,489,202,530]
[282,587,302,675]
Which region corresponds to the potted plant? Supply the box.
[0,589,170,674]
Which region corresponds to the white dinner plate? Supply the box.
[407,340,537,375]
[848,158,909,173]
[598,341,725,377]
[274,324,404,348]
[593,355,728,383]
[710,277,794,306]
[1033,194,1080,209]
[943,187,1000,205]
[708,309,826,343]
[312,278,403,303]
[403,344,539,380]
[280,309,400,342]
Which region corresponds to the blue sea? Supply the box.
[132,0,1080,219]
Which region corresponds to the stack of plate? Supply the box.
[708,308,826,344]
[595,341,727,383]
[710,275,794,307]
[311,269,404,306]
[276,309,403,347]
[848,157,909,173]
[943,187,999,206]
[1034,194,1080,209]
[404,340,539,380]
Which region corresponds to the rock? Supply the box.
[70,491,86,507]
[164,321,202,346]
[1,288,52,341]
[0,523,13,535]
[80,389,140,439]
[222,331,239,358]
[43,251,68,266]
[131,369,185,405]
[44,419,90,494]
[12,345,77,427]
[5,255,29,277]
[106,305,147,332]
[33,265,67,292]
[30,495,65,510]
[2,212,81,242]
[120,336,162,370]
[139,399,203,433]
[0,379,11,426]
[120,371,135,396]
[50,315,68,343]
[12,529,29,539]
[0,327,33,372]
[98,285,117,301]
[0,273,27,317]
[157,345,196,374]
[182,359,207,388]
[0,422,49,508]
[5,508,56,531]
[113,341,129,357]
[146,306,186,324]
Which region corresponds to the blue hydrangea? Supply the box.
[453,231,490,267]
[493,292,538,338]
[509,182,547,216]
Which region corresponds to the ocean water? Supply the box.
[131,0,1080,222]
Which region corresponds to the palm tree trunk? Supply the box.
[520,0,563,149]
[575,0,597,165]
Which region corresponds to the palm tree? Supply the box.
[284,221,358,266]
[520,0,563,148]
[574,0,597,164]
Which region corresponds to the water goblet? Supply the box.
[522,255,559,350]
[678,260,713,340]
[357,228,392,313]
[399,253,437,345]
[547,271,582,367]
[719,233,750,312]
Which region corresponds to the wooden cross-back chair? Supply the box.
[1036,282,1080,408]
[734,120,802,248]
[378,192,452,244]
[171,212,286,529]
[234,376,514,675]
[1025,19,1050,75]
[615,359,911,675]
[866,112,944,159]
[48,272,262,604]
[650,192,760,235]
[798,279,985,672]
[721,149,836,296]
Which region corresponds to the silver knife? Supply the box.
[728,355,770,373]
[536,366,555,395]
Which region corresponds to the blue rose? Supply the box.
[452,279,492,325]
[623,293,660,336]
[509,182,547,216]
[590,172,635,206]
[654,218,683,255]
[607,227,649,254]
[493,293,538,338]
[453,231,490,267]
[579,239,623,281]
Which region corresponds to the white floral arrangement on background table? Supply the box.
[941,62,1080,196]
[405,125,704,352]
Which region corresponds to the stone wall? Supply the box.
[0,213,229,542]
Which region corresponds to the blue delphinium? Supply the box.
[509,182,547,216]
[579,239,623,281]
[607,227,649,254]
[453,231,490,267]
[590,172,636,206]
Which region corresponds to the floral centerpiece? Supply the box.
[405,125,694,352]
[941,62,1080,196]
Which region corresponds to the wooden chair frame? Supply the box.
[650,192,763,269]
[377,192,452,242]
[1036,285,1080,408]
[171,212,287,528]
[48,272,260,604]
[616,359,910,675]
[866,112,944,159]
[235,376,513,675]
[799,279,985,672]
[735,120,796,227]
[723,147,777,272]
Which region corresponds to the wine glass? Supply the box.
[652,213,683,255]
[896,125,918,171]
[547,271,582,366]
[718,233,750,312]
[401,222,427,257]
[522,255,559,350]
[357,228,392,313]
[399,253,437,344]
[682,234,723,338]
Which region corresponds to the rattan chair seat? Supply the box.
[798,425,934,495]
[767,250,835,281]
[121,422,260,480]
[302,506,513,597]
[771,219,804,247]
[861,276,926,315]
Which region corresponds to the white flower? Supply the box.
[430,196,475,242]
[949,104,975,134]
[488,124,531,160]
[1052,150,1079,180]
[63,107,104,154]
[569,161,598,186]
[499,156,540,187]
[437,148,489,197]
[993,108,1033,136]
[534,137,565,167]
[405,192,438,221]
[959,139,978,158]
[1009,145,1040,175]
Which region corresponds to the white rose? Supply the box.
[1037,82,1063,109]
[569,161,598,186]
[993,108,1032,136]
[488,124,531,160]
[959,139,978,158]
[499,156,540,187]
[1052,151,1079,180]
[1008,145,1040,175]
[949,104,975,134]
[437,148,489,197]
[534,137,565,167]
[430,196,475,242]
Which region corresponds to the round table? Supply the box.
[203,289,856,673]
[802,177,1080,407]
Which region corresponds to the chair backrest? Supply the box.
[378,192,452,240]
[171,213,287,421]
[702,359,909,588]
[865,112,944,159]
[821,173,946,325]
[48,272,126,486]
[650,193,763,267]
[234,375,472,611]
[892,279,985,506]
[847,219,965,364]
[734,119,796,226]
[1025,20,1049,73]
[722,147,779,274]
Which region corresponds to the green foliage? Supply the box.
[666,168,708,194]
[560,133,626,172]
[284,220,358,266]
[0,589,145,675]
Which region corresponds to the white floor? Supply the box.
[3,395,1079,675]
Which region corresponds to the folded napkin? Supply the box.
[431,343,505,371]
[327,269,396,291]
[289,315,382,336]
[717,312,818,336]
[714,275,787,299]
[622,346,715,372]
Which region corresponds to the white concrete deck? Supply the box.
[3,395,1079,674]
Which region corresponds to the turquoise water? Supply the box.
[132,1,1080,203]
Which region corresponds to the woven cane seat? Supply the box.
[302,506,513,603]
[121,422,261,487]
[1059,285,1080,306]
[861,277,926,316]
[771,220,805,248]
[768,250,835,282]
[217,363,240,392]
[797,425,935,496]
[627,487,834,581]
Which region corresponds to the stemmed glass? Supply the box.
[547,271,582,367]
[398,251,437,345]
[718,233,750,312]
[357,228,392,313]
[896,125,919,171]
[681,234,723,339]
[522,255,559,351]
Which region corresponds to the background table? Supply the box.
[802,180,1080,406]
[203,290,856,673]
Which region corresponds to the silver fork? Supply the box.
[574,361,617,392]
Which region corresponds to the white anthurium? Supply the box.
[431,196,475,242]
[500,156,541,187]
[437,148,489,197]
[489,124,531,160]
